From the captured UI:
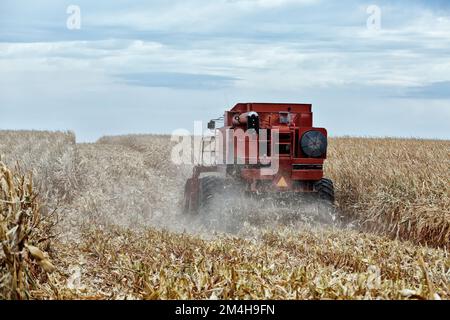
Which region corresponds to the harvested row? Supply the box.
[0,130,79,203]
[43,224,449,300]
[97,134,180,178]
[59,143,185,235]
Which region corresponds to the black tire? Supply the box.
[199,176,224,211]
[314,178,335,203]
[183,178,194,214]
[313,178,336,223]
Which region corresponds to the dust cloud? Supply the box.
[58,135,343,242]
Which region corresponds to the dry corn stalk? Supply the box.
[0,162,56,299]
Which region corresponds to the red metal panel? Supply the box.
[230,103,312,113]
[291,170,323,181]
[291,158,324,164]
[300,112,313,127]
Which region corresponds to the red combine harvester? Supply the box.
[184,102,334,217]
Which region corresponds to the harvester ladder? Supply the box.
[200,134,217,166]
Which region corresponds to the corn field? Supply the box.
[0,131,449,299]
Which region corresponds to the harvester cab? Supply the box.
[183,103,335,218]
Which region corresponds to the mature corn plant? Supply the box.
[326,138,450,249]
[0,162,56,299]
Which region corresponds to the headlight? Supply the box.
[300,130,327,158]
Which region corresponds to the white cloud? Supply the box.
[0,0,449,140]
[2,27,449,91]
[85,0,320,32]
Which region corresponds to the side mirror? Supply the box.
[207,120,216,130]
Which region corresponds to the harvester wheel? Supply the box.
[313,178,336,222]
[199,176,223,211]
[183,178,195,214]
[314,178,335,203]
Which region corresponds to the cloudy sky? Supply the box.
[1,0,449,141]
